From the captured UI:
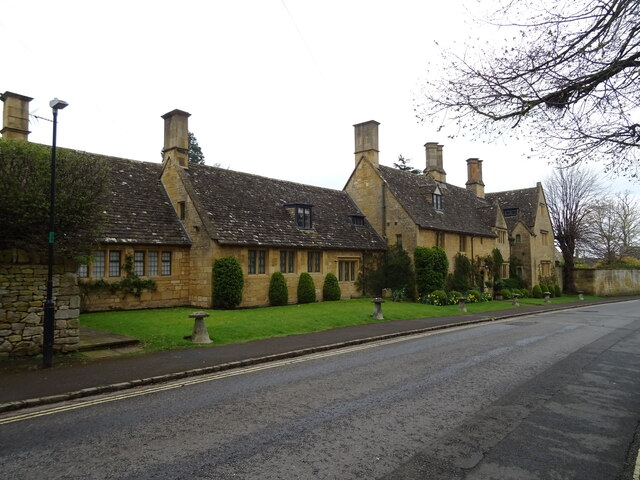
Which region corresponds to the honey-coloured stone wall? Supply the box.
[0,250,79,357]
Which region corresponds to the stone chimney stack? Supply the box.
[1,91,33,141]
[424,142,446,182]
[161,109,191,168]
[465,158,485,198]
[354,120,380,167]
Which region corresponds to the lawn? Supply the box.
[80,295,594,353]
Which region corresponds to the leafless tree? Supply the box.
[616,191,640,254]
[582,197,622,262]
[544,167,602,291]
[582,191,640,261]
[417,0,640,177]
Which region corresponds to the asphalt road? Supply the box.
[1,301,639,479]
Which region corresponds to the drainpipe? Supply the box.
[382,183,387,241]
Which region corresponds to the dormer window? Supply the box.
[432,185,443,210]
[295,205,312,229]
[350,214,365,226]
[503,208,519,217]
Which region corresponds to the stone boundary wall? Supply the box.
[574,268,640,296]
[0,250,79,358]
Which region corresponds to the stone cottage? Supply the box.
[2,91,555,319]
[344,121,514,287]
[486,184,556,287]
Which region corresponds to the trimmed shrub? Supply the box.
[452,253,472,292]
[491,248,504,283]
[500,288,512,300]
[212,256,244,309]
[540,284,549,295]
[519,288,530,298]
[448,290,463,305]
[532,285,543,298]
[428,289,448,306]
[414,246,448,297]
[297,272,316,304]
[322,273,341,301]
[269,271,289,306]
[554,284,562,297]
[467,289,482,303]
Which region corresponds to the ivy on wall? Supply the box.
[79,254,156,298]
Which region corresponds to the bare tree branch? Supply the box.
[417,0,640,177]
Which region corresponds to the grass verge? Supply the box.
[80,295,595,353]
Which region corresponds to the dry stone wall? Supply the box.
[0,250,79,358]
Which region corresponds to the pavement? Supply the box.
[0,297,638,415]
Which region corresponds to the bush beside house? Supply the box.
[269,272,289,306]
[212,257,244,309]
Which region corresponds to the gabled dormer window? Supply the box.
[503,208,519,217]
[432,185,443,210]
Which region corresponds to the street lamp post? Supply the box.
[43,98,69,369]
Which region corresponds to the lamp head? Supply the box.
[49,98,69,110]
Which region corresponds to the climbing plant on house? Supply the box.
[414,246,448,298]
[79,254,156,298]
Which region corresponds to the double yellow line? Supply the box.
[1,329,453,425]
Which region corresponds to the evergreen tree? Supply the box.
[393,154,421,174]
[188,132,205,164]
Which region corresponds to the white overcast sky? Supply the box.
[2,0,639,196]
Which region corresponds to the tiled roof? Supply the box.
[485,187,538,232]
[102,156,191,246]
[377,165,496,237]
[184,165,386,250]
